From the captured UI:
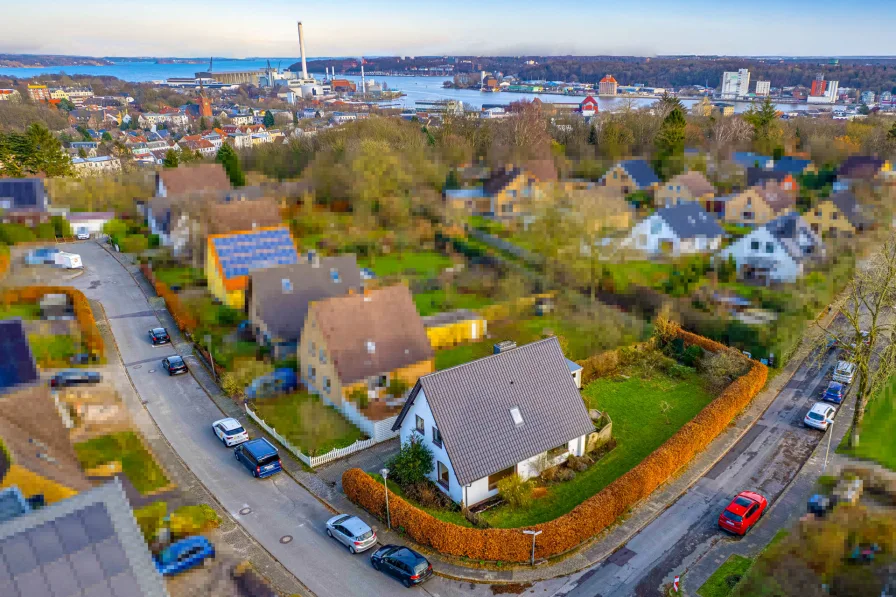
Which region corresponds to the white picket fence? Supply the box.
[245,403,377,468]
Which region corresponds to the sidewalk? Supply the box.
[108,239,841,585]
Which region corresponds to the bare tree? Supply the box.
[815,233,896,448]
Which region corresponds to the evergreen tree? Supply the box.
[587,124,598,146]
[263,110,275,128]
[213,118,222,129]
[78,148,87,158]
[743,97,780,155]
[889,121,896,141]
[24,123,72,177]
[162,149,179,168]
[101,131,112,142]
[444,169,460,191]
[215,143,245,186]
[654,106,686,179]
[199,117,208,131]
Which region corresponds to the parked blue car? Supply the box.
[154,536,215,576]
[245,368,298,399]
[823,381,845,404]
[234,438,282,478]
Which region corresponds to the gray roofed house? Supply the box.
[0,320,38,393]
[599,159,661,193]
[391,337,595,507]
[829,190,872,231]
[625,202,724,257]
[248,253,363,359]
[0,479,168,597]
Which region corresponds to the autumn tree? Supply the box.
[597,118,634,160]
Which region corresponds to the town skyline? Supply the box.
[1,0,894,57]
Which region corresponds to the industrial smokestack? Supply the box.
[297,21,309,80]
[361,64,366,95]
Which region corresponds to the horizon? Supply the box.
[1,0,893,57]
[5,53,896,61]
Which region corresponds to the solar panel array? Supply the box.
[213,227,299,280]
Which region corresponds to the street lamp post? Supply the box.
[823,418,834,473]
[380,468,391,530]
[522,530,542,566]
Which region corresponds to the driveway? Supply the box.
[62,242,564,597]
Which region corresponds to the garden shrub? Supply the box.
[221,359,273,398]
[388,377,410,398]
[169,504,221,539]
[540,465,559,484]
[344,328,768,563]
[497,474,533,510]
[386,437,434,488]
[681,344,704,367]
[668,364,694,379]
[119,234,148,254]
[699,349,751,393]
[578,349,621,384]
[0,223,36,245]
[554,467,576,483]
[406,481,453,510]
[566,454,593,472]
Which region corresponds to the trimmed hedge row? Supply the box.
[343,330,768,563]
[0,245,9,279]
[0,286,104,358]
[141,265,197,335]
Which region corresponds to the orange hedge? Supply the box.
[0,246,9,279]
[343,330,768,563]
[141,264,197,335]
[1,286,104,359]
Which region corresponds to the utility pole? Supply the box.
[522,530,542,566]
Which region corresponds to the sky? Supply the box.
[1,0,894,58]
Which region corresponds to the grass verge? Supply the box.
[74,431,170,495]
[697,554,753,597]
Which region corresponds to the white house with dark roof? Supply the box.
[623,202,724,257]
[391,337,594,507]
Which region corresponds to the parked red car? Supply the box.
[718,491,768,535]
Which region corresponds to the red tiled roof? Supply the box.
[600,75,618,84]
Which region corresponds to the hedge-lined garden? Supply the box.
[343,328,768,563]
[0,286,104,359]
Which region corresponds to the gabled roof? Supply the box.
[0,320,38,392]
[156,163,231,196]
[617,159,660,189]
[746,167,788,188]
[654,202,724,239]
[733,152,773,169]
[393,337,594,486]
[0,179,47,212]
[837,155,885,179]
[310,285,433,386]
[763,213,824,263]
[755,185,797,214]
[665,171,715,197]
[773,156,813,175]
[207,197,283,235]
[209,226,299,291]
[0,480,168,597]
[249,255,363,342]
[828,190,872,229]
[600,75,618,84]
[482,167,523,196]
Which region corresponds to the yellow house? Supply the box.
[299,285,434,416]
[422,310,488,350]
[599,159,661,196]
[206,225,299,309]
[723,186,796,226]
[691,96,713,117]
[654,171,716,209]
[445,162,556,219]
[0,386,92,504]
[802,191,870,238]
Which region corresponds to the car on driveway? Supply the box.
[49,370,101,388]
[822,381,845,404]
[718,491,768,535]
[804,402,837,431]
[148,327,170,346]
[325,514,377,553]
[234,438,282,478]
[154,536,215,576]
[370,545,433,587]
[162,355,188,376]
[212,418,249,447]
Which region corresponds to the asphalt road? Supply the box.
[61,242,568,597]
[549,342,845,597]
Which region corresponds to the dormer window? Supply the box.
[510,407,523,426]
[366,341,375,354]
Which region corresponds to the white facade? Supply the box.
[716,227,800,282]
[755,81,771,96]
[807,81,839,104]
[397,388,586,507]
[71,156,121,175]
[67,213,114,236]
[624,214,722,257]
[721,69,750,99]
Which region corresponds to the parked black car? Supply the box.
[370,545,433,588]
[162,356,188,376]
[49,370,101,388]
[149,327,171,345]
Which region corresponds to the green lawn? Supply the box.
[698,555,753,597]
[837,374,896,469]
[360,250,452,279]
[250,392,364,456]
[602,261,676,292]
[413,289,493,317]
[27,335,82,368]
[478,366,715,528]
[0,303,41,319]
[153,266,205,289]
[74,431,170,495]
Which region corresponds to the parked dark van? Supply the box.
[234,438,282,478]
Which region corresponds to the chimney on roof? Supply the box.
[494,340,517,354]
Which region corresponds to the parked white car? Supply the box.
[804,402,836,431]
[832,360,856,384]
[76,227,90,240]
[54,252,83,269]
[325,514,377,553]
[211,417,249,446]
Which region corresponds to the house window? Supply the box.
[323,377,331,393]
[488,466,515,491]
[613,171,618,179]
[415,415,425,436]
[310,341,316,356]
[547,443,568,459]
[437,462,450,489]
[319,348,327,364]
[369,374,388,390]
[751,240,760,251]
[432,427,442,448]
[765,242,774,254]
[650,220,662,234]
[815,210,822,217]
[308,366,316,381]
[831,212,839,220]
[743,211,754,220]
[501,203,513,213]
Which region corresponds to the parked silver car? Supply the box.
[325,514,377,553]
